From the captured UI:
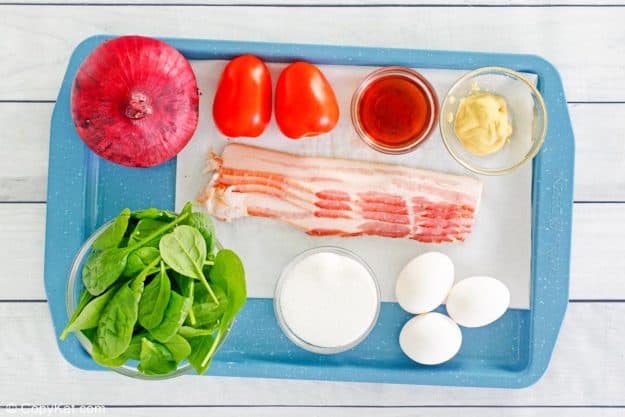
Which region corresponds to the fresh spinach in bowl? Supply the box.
[60,203,247,376]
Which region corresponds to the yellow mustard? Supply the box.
[453,93,513,156]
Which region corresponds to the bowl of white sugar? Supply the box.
[274,246,380,354]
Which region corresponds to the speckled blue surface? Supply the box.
[44,35,574,388]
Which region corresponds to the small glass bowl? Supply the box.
[350,66,439,155]
[273,246,380,354]
[65,218,227,380]
[439,66,547,175]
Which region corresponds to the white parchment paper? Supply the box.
[176,61,534,309]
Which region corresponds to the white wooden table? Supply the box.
[1,1,624,416]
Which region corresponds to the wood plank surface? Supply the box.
[1,5,625,101]
[1,406,623,417]
[7,0,625,4]
[0,103,49,202]
[0,302,623,406]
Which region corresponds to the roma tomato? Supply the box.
[212,55,272,138]
[275,62,339,139]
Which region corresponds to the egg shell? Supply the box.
[446,276,510,328]
[395,252,454,314]
[399,312,462,365]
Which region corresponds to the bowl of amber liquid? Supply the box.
[351,66,439,154]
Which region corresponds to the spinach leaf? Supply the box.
[82,247,129,296]
[137,338,177,376]
[92,208,131,250]
[163,334,192,363]
[132,208,177,222]
[149,292,192,343]
[191,286,228,328]
[59,289,93,340]
[172,273,197,326]
[81,327,97,343]
[159,226,206,278]
[83,213,189,296]
[129,219,168,248]
[138,262,171,329]
[124,332,148,361]
[188,335,215,375]
[210,249,247,309]
[159,225,219,305]
[94,258,157,359]
[178,326,216,339]
[123,211,190,254]
[183,212,215,255]
[122,247,161,278]
[200,249,246,368]
[60,283,119,340]
[91,342,128,368]
[172,272,194,298]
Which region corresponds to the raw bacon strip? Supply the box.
[200,144,483,243]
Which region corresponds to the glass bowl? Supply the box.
[439,67,547,175]
[65,218,227,380]
[273,246,380,354]
[350,66,439,154]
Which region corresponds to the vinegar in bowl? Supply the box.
[351,67,439,154]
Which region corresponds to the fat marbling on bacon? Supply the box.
[199,144,483,243]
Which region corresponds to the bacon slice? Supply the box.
[199,143,483,243]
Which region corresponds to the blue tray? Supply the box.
[45,35,574,388]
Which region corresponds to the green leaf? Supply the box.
[124,332,148,361]
[92,208,131,250]
[180,201,193,219]
[82,247,129,296]
[160,225,220,305]
[60,283,119,340]
[123,247,160,278]
[92,259,156,360]
[149,292,192,343]
[172,273,194,298]
[138,262,171,329]
[191,286,228,328]
[172,273,197,326]
[59,290,93,340]
[200,249,246,368]
[137,338,177,376]
[163,334,192,363]
[91,342,128,368]
[188,335,215,375]
[210,249,247,313]
[183,212,215,254]
[132,208,177,222]
[129,219,168,248]
[159,225,207,280]
[178,326,216,339]
[124,212,190,253]
[94,281,142,359]
[81,328,97,343]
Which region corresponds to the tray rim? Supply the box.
[44,34,575,388]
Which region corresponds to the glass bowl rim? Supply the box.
[65,216,226,380]
[439,66,548,176]
[350,66,440,155]
[273,245,381,355]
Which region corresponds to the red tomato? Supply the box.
[275,62,339,139]
[212,55,272,138]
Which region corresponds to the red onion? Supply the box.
[71,36,199,167]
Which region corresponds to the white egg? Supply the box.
[446,276,510,328]
[395,252,454,314]
[399,312,462,365]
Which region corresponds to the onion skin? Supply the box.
[71,36,199,168]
